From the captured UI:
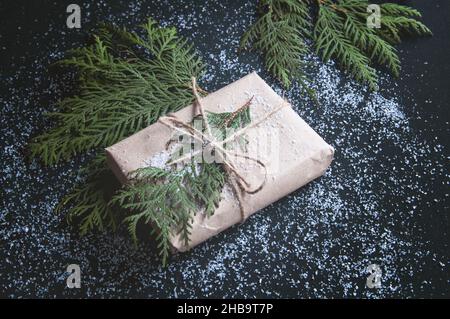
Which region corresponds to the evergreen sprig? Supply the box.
[30,18,254,264]
[30,18,203,165]
[57,154,120,235]
[240,0,311,89]
[241,0,432,90]
[112,163,225,266]
[30,19,204,237]
[314,0,431,90]
[113,110,250,265]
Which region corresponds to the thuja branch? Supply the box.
[113,106,251,265]
[240,0,311,90]
[30,18,204,166]
[241,0,432,91]
[314,0,431,90]
[29,18,204,236]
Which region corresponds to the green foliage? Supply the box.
[29,18,257,264]
[29,19,204,242]
[187,162,226,217]
[113,109,250,265]
[241,0,432,90]
[112,163,225,266]
[207,107,251,130]
[314,0,432,90]
[113,167,192,265]
[379,3,432,44]
[206,105,251,142]
[207,107,251,149]
[57,154,120,235]
[240,0,311,89]
[30,18,204,166]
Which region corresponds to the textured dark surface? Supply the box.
[0,0,449,298]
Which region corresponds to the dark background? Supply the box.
[0,0,448,298]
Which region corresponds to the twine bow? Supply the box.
[158,77,287,222]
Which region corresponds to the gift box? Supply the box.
[105,72,334,252]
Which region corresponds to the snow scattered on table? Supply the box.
[0,0,448,298]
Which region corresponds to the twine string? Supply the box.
[158,77,287,221]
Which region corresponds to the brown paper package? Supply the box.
[105,72,334,252]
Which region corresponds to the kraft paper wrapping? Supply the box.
[105,72,334,252]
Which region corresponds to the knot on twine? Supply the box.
[158,77,287,222]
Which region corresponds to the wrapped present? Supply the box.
[106,72,334,252]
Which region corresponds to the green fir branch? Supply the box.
[379,3,432,44]
[30,19,204,243]
[30,18,204,166]
[240,0,312,90]
[113,108,250,265]
[242,0,432,91]
[112,164,225,266]
[57,154,120,235]
[314,0,432,90]
[314,0,379,89]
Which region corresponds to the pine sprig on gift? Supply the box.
[241,0,431,90]
[29,19,204,236]
[112,163,226,266]
[112,166,196,265]
[113,109,250,265]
